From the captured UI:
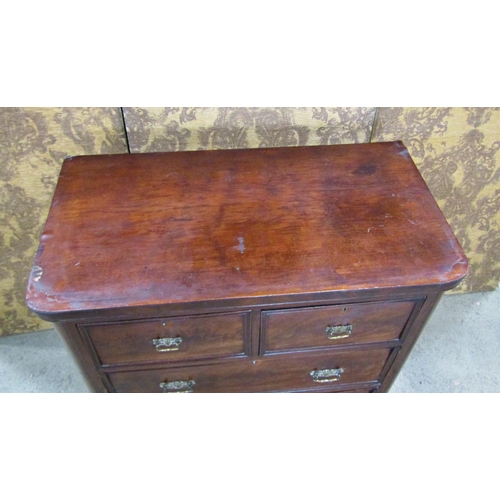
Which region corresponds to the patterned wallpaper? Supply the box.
[372,108,500,293]
[0,108,128,336]
[2,107,499,336]
[122,107,377,152]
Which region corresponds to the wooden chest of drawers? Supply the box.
[26,142,468,392]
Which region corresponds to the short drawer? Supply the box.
[82,311,249,366]
[108,348,392,393]
[261,300,416,354]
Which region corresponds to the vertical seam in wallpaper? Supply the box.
[120,107,131,153]
[369,107,379,143]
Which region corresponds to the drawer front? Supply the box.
[262,300,416,353]
[83,312,249,366]
[108,348,392,393]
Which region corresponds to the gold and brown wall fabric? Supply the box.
[0,108,128,335]
[1,107,500,336]
[372,108,500,294]
[121,107,377,152]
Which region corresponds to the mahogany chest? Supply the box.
[26,142,468,392]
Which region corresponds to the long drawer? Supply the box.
[261,300,416,354]
[82,311,249,366]
[108,347,392,393]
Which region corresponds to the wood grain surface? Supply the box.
[85,311,249,365]
[108,347,392,393]
[26,142,468,319]
[262,299,416,353]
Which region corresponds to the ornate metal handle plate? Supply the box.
[159,380,196,393]
[310,368,345,383]
[152,337,183,352]
[325,324,352,340]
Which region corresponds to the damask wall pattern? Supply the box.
[2,107,500,336]
[122,107,377,152]
[371,107,500,293]
[0,107,128,336]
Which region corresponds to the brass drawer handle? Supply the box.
[326,324,352,340]
[310,368,345,383]
[152,337,183,352]
[159,380,196,393]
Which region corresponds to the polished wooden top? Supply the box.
[27,142,468,317]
